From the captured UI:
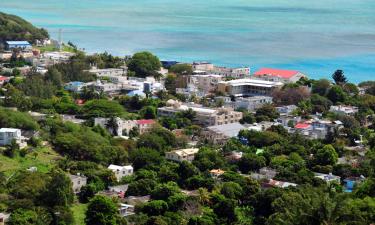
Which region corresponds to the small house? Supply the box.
[69,173,87,193]
[108,164,134,182]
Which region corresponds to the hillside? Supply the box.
[0,12,49,44]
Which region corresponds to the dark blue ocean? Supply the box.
[1,0,374,83]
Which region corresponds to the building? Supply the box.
[329,105,359,116]
[210,169,225,178]
[108,164,134,182]
[119,204,135,217]
[0,213,10,225]
[291,119,342,140]
[69,174,87,193]
[5,41,32,50]
[158,100,243,127]
[94,117,156,136]
[314,172,341,183]
[0,128,25,147]
[219,96,273,111]
[210,66,250,78]
[217,79,283,97]
[165,148,199,163]
[64,81,87,92]
[263,179,298,188]
[88,67,127,77]
[276,105,298,116]
[250,167,278,180]
[203,122,246,145]
[0,76,9,86]
[253,68,306,83]
[188,74,222,94]
[192,62,214,71]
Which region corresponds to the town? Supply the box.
[0,12,375,225]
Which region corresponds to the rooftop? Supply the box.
[219,78,283,87]
[136,119,155,125]
[0,128,20,132]
[168,148,199,156]
[295,123,311,129]
[108,164,133,171]
[207,122,245,137]
[6,41,31,45]
[254,68,300,79]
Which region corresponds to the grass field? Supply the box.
[0,146,62,176]
[72,202,87,225]
[36,44,78,53]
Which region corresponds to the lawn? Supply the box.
[0,146,62,176]
[36,44,78,53]
[72,203,87,225]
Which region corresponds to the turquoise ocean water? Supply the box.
[1,0,374,83]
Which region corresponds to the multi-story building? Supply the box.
[108,164,134,182]
[253,68,306,83]
[217,96,273,111]
[217,79,283,97]
[191,62,250,78]
[188,74,222,94]
[88,67,127,77]
[158,100,243,127]
[94,117,156,136]
[165,148,199,163]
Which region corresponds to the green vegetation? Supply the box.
[0,12,49,44]
[72,203,88,225]
[127,51,161,78]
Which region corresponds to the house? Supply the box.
[217,79,283,97]
[69,174,87,193]
[253,68,306,83]
[87,67,127,77]
[98,184,129,199]
[192,61,214,71]
[263,179,298,188]
[119,203,135,217]
[203,122,246,145]
[191,62,250,78]
[314,172,341,183]
[0,76,9,86]
[0,128,26,148]
[0,213,10,225]
[165,148,199,163]
[329,105,359,116]
[108,164,134,182]
[94,117,156,136]
[158,100,243,127]
[225,151,243,162]
[276,105,298,116]
[251,167,277,180]
[5,41,32,50]
[210,169,225,178]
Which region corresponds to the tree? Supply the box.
[141,200,169,216]
[315,145,338,166]
[42,170,74,207]
[45,68,63,88]
[140,106,157,119]
[130,147,163,170]
[85,195,119,225]
[255,104,279,122]
[128,52,161,78]
[327,85,347,104]
[8,208,38,225]
[312,79,331,96]
[164,74,177,95]
[238,153,266,174]
[332,69,347,85]
[220,182,243,199]
[82,99,125,118]
[169,64,193,75]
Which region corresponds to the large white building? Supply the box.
[329,105,359,116]
[94,117,156,136]
[165,148,199,163]
[158,100,243,127]
[217,79,283,97]
[108,164,134,182]
[216,96,273,111]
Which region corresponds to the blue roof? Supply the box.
[68,81,84,86]
[6,41,31,45]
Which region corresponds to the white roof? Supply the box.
[0,128,20,132]
[207,123,245,137]
[168,148,199,156]
[108,164,133,171]
[220,78,283,87]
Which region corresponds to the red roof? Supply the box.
[254,68,299,79]
[295,123,311,129]
[0,76,8,81]
[137,119,155,125]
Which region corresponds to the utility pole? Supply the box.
[58,28,62,51]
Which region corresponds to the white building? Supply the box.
[203,122,246,145]
[219,96,273,111]
[69,174,87,193]
[314,172,341,183]
[329,105,359,116]
[0,128,25,147]
[165,148,200,163]
[188,74,222,94]
[217,79,283,97]
[88,67,127,77]
[108,164,134,182]
[94,117,156,136]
